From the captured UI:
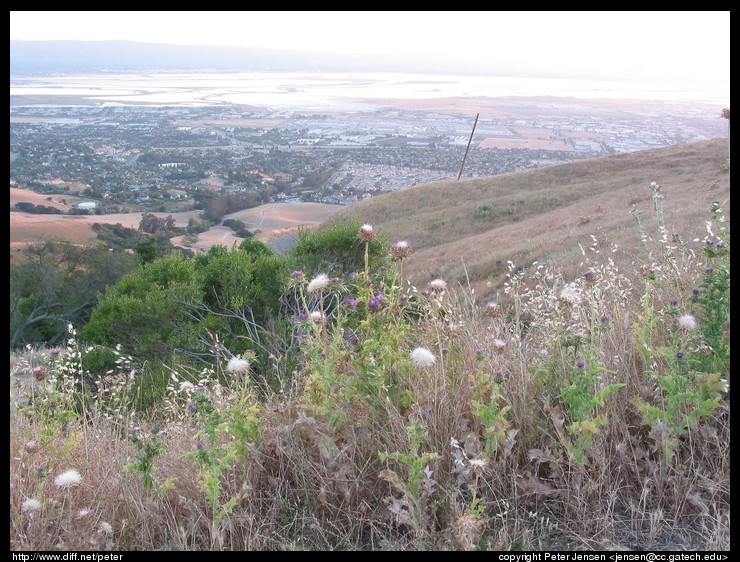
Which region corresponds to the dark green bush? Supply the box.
[287,221,390,277]
[79,345,119,377]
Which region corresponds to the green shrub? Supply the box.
[79,345,119,377]
[288,221,390,277]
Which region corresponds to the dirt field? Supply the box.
[10,187,83,210]
[478,136,570,150]
[10,194,343,254]
[10,209,203,248]
[170,202,343,252]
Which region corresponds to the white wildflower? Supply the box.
[22,498,42,513]
[226,357,251,374]
[179,381,195,392]
[677,315,697,331]
[55,469,82,488]
[74,507,95,521]
[429,278,447,292]
[307,273,331,294]
[410,347,436,368]
[99,521,113,535]
[558,284,580,305]
[309,310,325,324]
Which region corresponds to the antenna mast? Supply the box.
[457,112,479,180]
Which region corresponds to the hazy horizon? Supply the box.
[10,11,730,104]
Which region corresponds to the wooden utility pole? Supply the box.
[457,113,479,180]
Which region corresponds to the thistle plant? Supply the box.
[390,240,412,287]
[183,366,261,542]
[124,422,164,493]
[636,339,724,475]
[633,200,730,474]
[357,223,377,281]
[557,356,623,465]
[379,422,440,535]
[690,200,730,374]
[472,384,514,460]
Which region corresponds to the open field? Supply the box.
[10,205,202,249]
[170,202,343,252]
[10,187,75,210]
[477,129,572,150]
[10,193,343,254]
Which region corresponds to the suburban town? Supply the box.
[10,99,726,213]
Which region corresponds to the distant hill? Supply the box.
[10,40,496,76]
[324,138,730,302]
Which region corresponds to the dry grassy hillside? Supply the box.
[325,138,730,302]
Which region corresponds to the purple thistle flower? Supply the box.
[390,240,412,259]
[345,297,358,309]
[577,360,586,368]
[298,312,309,321]
[716,240,727,248]
[420,290,430,297]
[676,351,685,359]
[368,296,382,310]
[706,267,714,274]
[399,294,409,303]
[582,270,596,282]
[349,336,359,346]
[291,270,304,280]
[692,288,700,296]
[670,299,678,306]
[188,404,198,413]
[600,315,609,323]
[357,224,377,242]
[50,348,61,357]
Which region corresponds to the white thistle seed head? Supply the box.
[410,347,436,368]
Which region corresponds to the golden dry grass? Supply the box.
[170,203,343,252]
[326,138,730,302]
[10,194,342,253]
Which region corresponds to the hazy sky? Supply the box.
[10,11,730,93]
